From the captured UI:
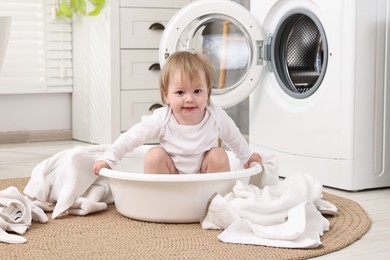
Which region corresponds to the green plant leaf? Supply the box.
[71,0,86,16]
[88,0,105,16]
[88,5,101,16]
[58,2,73,18]
[89,0,105,5]
[56,0,105,19]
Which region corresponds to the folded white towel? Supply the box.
[24,145,113,219]
[0,186,47,244]
[217,201,329,248]
[201,173,337,248]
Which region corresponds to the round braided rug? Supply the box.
[0,178,371,260]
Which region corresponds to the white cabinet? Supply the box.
[121,90,162,130]
[72,0,190,144]
[119,1,190,133]
[120,50,160,91]
[120,8,179,49]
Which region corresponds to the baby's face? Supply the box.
[165,70,209,125]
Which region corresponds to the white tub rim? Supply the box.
[99,163,262,183]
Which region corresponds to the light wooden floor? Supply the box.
[0,141,389,259]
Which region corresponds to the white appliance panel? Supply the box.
[250,0,390,190]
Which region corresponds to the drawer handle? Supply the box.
[149,103,163,112]
[149,23,165,30]
[148,63,161,71]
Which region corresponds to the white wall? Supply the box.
[0,2,73,142]
[0,93,71,132]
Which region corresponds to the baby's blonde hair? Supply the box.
[160,51,213,105]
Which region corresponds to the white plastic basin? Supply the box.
[100,145,262,223]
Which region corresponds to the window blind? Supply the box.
[0,0,73,94]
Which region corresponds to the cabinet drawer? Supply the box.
[120,0,191,8]
[121,90,162,131]
[121,50,160,90]
[121,8,179,49]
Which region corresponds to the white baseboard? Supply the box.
[0,129,72,144]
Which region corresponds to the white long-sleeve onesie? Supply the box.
[98,102,253,174]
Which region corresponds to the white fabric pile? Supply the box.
[0,145,113,244]
[23,145,113,219]
[201,173,337,248]
[0,186,47,244]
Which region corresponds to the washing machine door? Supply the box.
[159,0,265,109]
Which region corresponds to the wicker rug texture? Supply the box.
[0,177,371,260]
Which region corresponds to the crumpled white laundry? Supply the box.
[0,186,48,244]
[249,150,279,188]
[24,145,113,219]
[201,173,337,248]
[217,201,329,248]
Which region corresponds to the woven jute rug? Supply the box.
[0,177,371,260]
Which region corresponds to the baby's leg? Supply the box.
[144,146,179,174]
[200,147,230,173]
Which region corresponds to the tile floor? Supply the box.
[0,140,389,259]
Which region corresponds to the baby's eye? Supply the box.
[176,91,184,96]
[194,89,202,94]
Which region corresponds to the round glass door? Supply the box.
[176,15,250,95]
[160,0,265,108]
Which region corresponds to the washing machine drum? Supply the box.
[272,13,328,99]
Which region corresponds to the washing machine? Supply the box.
[159,0,390,191]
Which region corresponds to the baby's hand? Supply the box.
[93,160,111,175]
[243,152,262,169]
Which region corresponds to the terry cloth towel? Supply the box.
[24,145,113,219]
[217,201,329,248]
[201,173,337,248]
[249,150,278,188]
[0,186,48,244]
